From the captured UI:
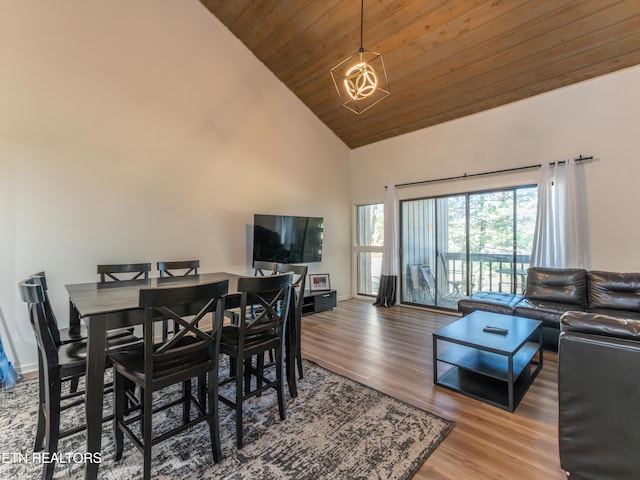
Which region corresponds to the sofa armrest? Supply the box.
[561,311,640,340]
[558,313,640,478]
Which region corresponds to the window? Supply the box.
[355,203,384,296]
[401,186,537,310]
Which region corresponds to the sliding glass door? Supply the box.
[401,195,467,310]
[401,186,536,310]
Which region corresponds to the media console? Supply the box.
[302,290,337,316]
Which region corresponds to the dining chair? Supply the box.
[33,271,133,345]
[156,260,200,340]
[97,263,152,282]
[252,260,276,276]
[157,260,200,278]
[274,263,307,380]
[110,280,228,480]
[218,273,293,448]
[18,277,140,480]
[31,272,135,394]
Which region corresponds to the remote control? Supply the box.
[483,326,509,335]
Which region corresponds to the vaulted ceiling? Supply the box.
[201,1,640,149]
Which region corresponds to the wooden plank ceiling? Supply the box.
[200,0,640,149]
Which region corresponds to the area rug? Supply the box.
[0,360,454,479]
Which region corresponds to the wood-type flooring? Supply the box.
[301,297,565,479]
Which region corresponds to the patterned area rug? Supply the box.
[0,360,453,479]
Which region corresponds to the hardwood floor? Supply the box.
[300,298,565,479]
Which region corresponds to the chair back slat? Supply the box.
[18,278,60,370]
[157,260,200,278]
[97,263,151,282]
[29,272,63,346]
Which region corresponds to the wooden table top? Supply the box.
[65,272,241,318]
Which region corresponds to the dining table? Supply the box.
[65,271,298,480]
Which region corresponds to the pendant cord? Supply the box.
[359,0,364,52]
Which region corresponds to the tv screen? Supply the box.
[253,214,323,263]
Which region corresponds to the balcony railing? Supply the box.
[442,251,531,295]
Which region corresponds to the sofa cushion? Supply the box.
[588,271,640,312]
[525,267,588,307]
[457,292,522,315]
[514,299,587,328]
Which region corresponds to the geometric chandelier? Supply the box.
[330,0,390,114]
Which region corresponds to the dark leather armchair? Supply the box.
[558,311,640,479]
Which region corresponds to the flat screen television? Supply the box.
[253,214,323,263]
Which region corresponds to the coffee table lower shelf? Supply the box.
[436,364,534,412]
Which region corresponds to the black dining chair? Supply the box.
[218,273,293,448]
[32,271,131,346]
[157,260,200,340]
[274,263,307,380]
[110,280,228,480]
[31,272,135,394]
[252,260,276,276]
[250,263,306,398]
[97,263,152,282]
[157,260,200,278]
[18,277,140,480]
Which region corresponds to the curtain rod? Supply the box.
[393,154,593,189]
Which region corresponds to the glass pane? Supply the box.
[356,204,384,246]
[401,199,436,306]
[469,190,515,293]
[515,187,537,292]
[436,195,468,307]
[357,251,382,295]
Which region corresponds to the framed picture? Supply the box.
[309,273,331,292]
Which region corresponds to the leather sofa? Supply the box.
[458,268,640,350]
[558,311,640,479]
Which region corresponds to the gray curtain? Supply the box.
[374,185,398,307]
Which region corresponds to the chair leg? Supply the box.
[296,314,304,379]
[142,386,153,480]
[256,353,264,396]
[198,373,206,410]
[139,387,145,438]
[207,369,222,463]
[235,356,244,449]
[182,379,191,425]
[34,357,46,452]
[296,351,304,380]
[113,371,125,461]
[243,357,252,396]
[276,348,286,421]
[34,403,46,452]
[42,378,61,480]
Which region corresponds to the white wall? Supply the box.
[0,1,351,374]
[351,64,640,274]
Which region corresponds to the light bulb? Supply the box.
[343,62,378,100]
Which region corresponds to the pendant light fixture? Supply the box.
[330,0,390,114]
